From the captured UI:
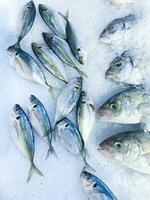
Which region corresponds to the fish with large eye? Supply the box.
[98,130,150,175]
[105,51,143,86]
[100,14,136,44]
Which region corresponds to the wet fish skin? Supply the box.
[59,12,87,65]
[28,95,55,159]
[11,104,43,182]
[100,14,136,44]
[81,171,117,200]
[105,51,143,86]
[42,32,87,77]
[18,1,36,43]
[99,130,150,174]
[54,77,82,126]
[31,42,67,83]
[39,4,66,39]
[77,91,95,143]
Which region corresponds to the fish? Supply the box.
[105,51,143,86]
[39,4,66,39]
[111,0,133,5]
[77,91,95,143]
[42,32,87,77]
[99,130,150,175]
[7,44,56,96]
[11,104,43,182]
[28,95,55,159]
[31,42,67,83]
[81,171,117,200]
[100,14,136,44]
[54,77,82,126]
[59,12,87,64]
[97,87,150,125]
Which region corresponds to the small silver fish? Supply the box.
[100,14,136,44]
[28,95,55,159]
[11,104,43,182]
[7,44,56,96]
[99,130,150,175]
[54,77,82,126]
[42,32,87,77]
[59,12,87,64]
[81,171,117,200]
[39,4,66,39]
[77,91,95,143]
[105,51,143,86]
[31,42,67,83]
[111,0,134,5]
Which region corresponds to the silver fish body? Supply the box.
[28,95,55,158]
[39,4,66,39]
[100,14,136,44]
[99,130,150,174]
[81,171,117,200]
[105,51,143,86]
[77,91,95,143]
[54,77,82,125]
[11,104,43,182]
[42,32,87,77]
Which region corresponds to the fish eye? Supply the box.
[82,100,86,104]
[115,62,122,68]
[93,183,97,188]
[75,86,79,90]
[110,100,120,111]
[65,123,68,128]
[33,104,37,108]
[78,48,81,51]
[16,116,20,120]
[115,142,122,149]
[15,52,18,56]
[43,8,47,11]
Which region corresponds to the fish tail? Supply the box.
[27,162,44,183]
[75,67,87,78]
[46,83,60,99]
[46,145,57,159]
[82,159,96,174]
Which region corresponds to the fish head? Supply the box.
[71,77,82,92]
[39,4,51,16]
[12,104,24,123]
[7,44,20,68]
[28,94,40,112]
[56,118,71,132]
[31,42,43,55]
[80,91,95,109]
[76,48,87,64]
[24,1,35,12]
[42,32,54,44]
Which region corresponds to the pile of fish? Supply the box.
[7,0,150,199]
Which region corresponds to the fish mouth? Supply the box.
[13,104,21,112]
[29,94,36,103]
[38,4,47,12]
[42,32,54,40]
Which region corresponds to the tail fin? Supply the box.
[46,145,57,159]
[46,83,60,99]
[27,162,44,183]
[82,159,96,173]
[59,10,69,21]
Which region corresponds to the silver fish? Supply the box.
[31,42,67,83]
[42,32,87,77]
[39,4,66,39]
[18,1,36,44]
[77,91,95,143]
[11,104,43,182]
[59,12,87,64]
[111,0,134,5]
[28,95,55,159]
[99,130,150,175]
[81,171,117,200]
[7,44,56,96]
[105,51,143,86]
[97,87,150,125]
[54,77,82,126]
[100,14,136,44]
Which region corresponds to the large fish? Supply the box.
[7,44,56,96]
[105,51,143,86]
[54,77,82,126]
[81,171,117,200]
[39,4,66,39]
[28,95,55,159]
[99,130,150,175]
[42,32,87,77]
[31,42,67,83]
[100,14,136,44]
[11,104,43,182]
[77,91,95,143]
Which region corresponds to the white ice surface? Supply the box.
[1,0,150,199]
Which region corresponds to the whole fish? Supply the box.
[100,14,136,44]
[28,95,55,159]
[11,104,43,182]
[105,51,143,86]
[31,42,67,83]
[54,77,82,126]
[99,130,150,175]
[39,4,66,39]
[77,91,95,143]
[59,12,87,64]
[55,118,91,169]
[17,1,36,44]
[7,44,56,96]
[111,0,133,5]
[81,171,117,200]
[42,32,87,77]
[97,87,150,125]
